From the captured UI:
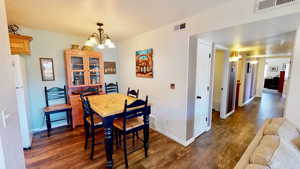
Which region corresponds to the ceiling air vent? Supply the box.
[276,0,295,5]
[256,0,296,11]
[174,23,186,31]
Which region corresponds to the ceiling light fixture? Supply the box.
[85,22,115,49]
[229,51,242,62]
[249,60,258,64]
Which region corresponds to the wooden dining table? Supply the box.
[88,93,151,169]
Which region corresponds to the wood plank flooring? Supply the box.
[25,91,284,169]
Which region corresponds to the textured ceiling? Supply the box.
[5,0,229,40]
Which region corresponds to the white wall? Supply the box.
[99,48,119,84]
[18,27,85,131]
[118,26,189,145]
[256,58,266,97]
[0,0,26,168]
[119,0,300,145]
[285,28,300,127]
[17,27,119,132]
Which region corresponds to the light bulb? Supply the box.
[85,40,93,46]
[97,44,105,49]
[108,42,115,48]
[105,38,112,46]
[89,37,97,45]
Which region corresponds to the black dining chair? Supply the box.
[127,88,139,98]
[43,86,72,137]
[105,82,119,94]
[113,96,150,168]
[80,93,103,160]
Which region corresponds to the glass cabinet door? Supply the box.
[71,56,85,86]
[90,72,100,84]
[89,57,101,85]
[71,56,84,70]
[89,57,100,71]
[72,72,85,86]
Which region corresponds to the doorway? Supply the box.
[263,58,291,96]
[212,48,237,119]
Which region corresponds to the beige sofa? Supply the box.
[234,118,300,169]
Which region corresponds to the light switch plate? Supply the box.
[1,109,9,128]
[170,83,175,89]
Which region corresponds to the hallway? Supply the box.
[202,90,284,169]
[25,91,284,169]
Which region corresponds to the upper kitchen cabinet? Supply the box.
[9,34,32,55]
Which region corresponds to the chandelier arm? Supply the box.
[103,34,110,39]
[98,28,105,44]
[85,22,114,48]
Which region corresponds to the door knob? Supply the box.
[196,96,202,99]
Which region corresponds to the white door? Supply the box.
[194,40,212,137]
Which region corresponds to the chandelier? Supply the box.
[85,22,115,49]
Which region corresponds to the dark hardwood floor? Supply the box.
[25,91,284,169]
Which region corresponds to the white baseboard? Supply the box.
[32,122,197,147]
[31,122,68,133]
[221,109,235,119]
[186,126,211,146]
[151,127,194,147]
[242,96,256,106]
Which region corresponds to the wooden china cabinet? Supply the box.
[64,49,104,128]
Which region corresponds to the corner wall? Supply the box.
[285,27,300,127]
[18,27,119,131]
[119,1,300,145]
[118,25,190,145]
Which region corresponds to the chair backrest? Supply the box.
[122,96,149,130]
[80,93,96,126]
[105,82,119,94]
[44,86,67,107]
[127,88,139,98]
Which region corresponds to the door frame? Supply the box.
[211,45,236,119]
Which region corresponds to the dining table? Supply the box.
[88,93,151,169]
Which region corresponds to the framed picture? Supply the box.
[39,58,55,81]
[270,66,278,72]
[104,62,116,74]
[136,48,153,78]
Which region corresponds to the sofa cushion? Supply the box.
[250,135,280,165]
[277,120,300,144]
[244,164,270,169]
[269,140,300,169]
[292,137,300,150]
[264,118,285,135]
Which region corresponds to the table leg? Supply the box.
[103,117,114,168]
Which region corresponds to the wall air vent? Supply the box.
[174,23,186,31]
[256,0,296,11]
